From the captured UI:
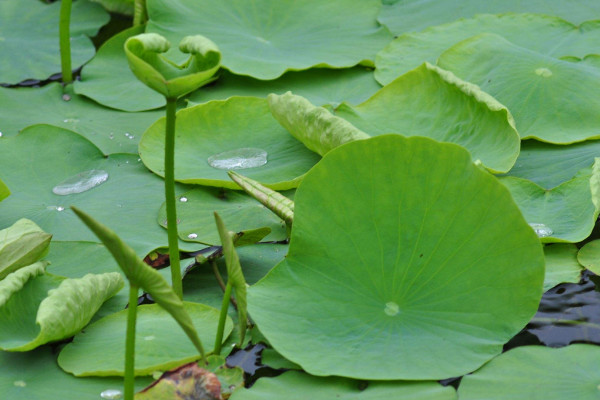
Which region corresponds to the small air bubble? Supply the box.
[109,133,114,140]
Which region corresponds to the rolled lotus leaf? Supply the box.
[0,262,46,307]
[124,33,221,99]
[0,219,52,280]
[268,92,370,156]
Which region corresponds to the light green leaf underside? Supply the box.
[438,33,600,144]
[376,14,600,84]
[458,345,600,400]
[249,135,544,380]
[58,303,233,376]
[0,347,152,400]
[0,219,51,280]
[576,239,600,275]
[543,244,582,291]
[334,63,519,173]
[0,0,109,84]
[158,188,287,245]
[498,161,600,243]
[0,125,194,258]
[378,1,600,35]
[145,0,392,80]
[0,84,164,155]
[139,97,321,189]
[230,371,456,400]
[0,262,46,307]
[0,178,9,202]
[187,67,381,108]
[75,25,166,112]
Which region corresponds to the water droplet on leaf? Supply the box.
[13,380,26,387]
[62,94,71,101]
[144,335,155,341]
[47,205,65,211]
[100,389,123,399]
[207,148,267,170]
[188,233,198,239]
[179,197,188,203]
[535,68,552,78]
[52,170,108,195]
[529,223,553,238]
[384,301,400,316]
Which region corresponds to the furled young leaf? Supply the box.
[0,219,52,280]
[0,262,46,307]
[0,178,8,202]
[268,92,369,156]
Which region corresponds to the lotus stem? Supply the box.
[124,284,139,400]
[59,0,73,84]
[133,0,147,26]
[213,280,233,355]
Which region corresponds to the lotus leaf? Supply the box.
[576,239,600,275]
[0,219,52,280]
[376,14,600,84]
[458,344,600,399]
[134,362,221,400]
[437,34,600,144]
[139,97,321,189]
[543,244,582,291]
[90,0,134,16]
[145,0,391,79]
[45,241,118,278]
[0,262,46,307]
[248,135,544,379]
[260,348,301,370]
[58,303,233,376]
[0,0,109,84]
[334,63,519,173]
[230,371,457,400]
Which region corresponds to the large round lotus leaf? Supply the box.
[543,244,582,291]
[378,0,600,35]
[333,63,519,173]
[248,135,545,380]
[458,345,600,400]
[139,97,321,189]
[0,347,151,400]
[437,34,600,144]
[0,84,163,155]
[498,161,600,243]
[230,371,456,400]
[58,302,232,376]
[145,0,391,80]
[501,139,600,189]
[577,239,600,275]
[0,0,109,84]
[376,14,600,84]
[0,125,194,258]
[74,25,166,112]
[187,67,381,108]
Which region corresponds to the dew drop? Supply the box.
[13,380,26,387]
[179,197,188,203]
[52,170,109,195]
[188,233,198,239]
[109,133,114,140]
[529,223,553,238]
[0,132,3,137]
[47,205,65,211]
[384,301,400,316]
[63,118,78,123]
[207,148,267,170]
[535,67,552,78]
[100,389,123,399]
[144,335,155,341]
[62,94,71,101]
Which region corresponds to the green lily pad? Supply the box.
[249,135,544,380]
[75,25,166,112]
[145,0,391,80]
[0,0,109,84]
[458,345,600,400]
[334,63,519,173]
[0,219,52,280]
[45,241,118,278]
[58,303,233,376]
[437,33,600,144]
[260,348,301,370]
[0,84,164,155]
[544,244,583,291]
[90,0,134,15]
[498,160,600,243]
[376,14,600,84]
[187,67,381,108]
[230,371,457,400]
[0,347,151,400]
[377,1,600,35]
[576,239,600,275]
[139,97,321,189]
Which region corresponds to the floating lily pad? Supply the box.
[544,244,583,291]
[230,371,456,400]
[458,345,600,400]
[249,135,544,379]
[0,0,109,84]
[437,34,600,144]
[90,0,133,15]
[0,84,164,155]
[376,14,600,84]
[58,303,233,376]
[187,67,381,108]
[145,0,391,79]
[334,63,519,173]
[139,97,321,189]
[577,240,600,275]
[45,241,118,278]
[74,25,166,112]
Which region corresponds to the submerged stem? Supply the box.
[124,285,139,400]
[58,0,73,84]
[165,97,183,299]
[133,0,147,26]
[214,281,233,355]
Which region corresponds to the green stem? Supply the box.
[133,0,147,26]
[214,281,233,355]
[59,0,73,84]
[165,97,183,299]
[124,285,139,400]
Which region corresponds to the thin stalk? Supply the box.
[133,0,147,26]
[59,0,73,84]
[124,285,139,400]
[165,97,183,299]
[214,281,233,355]
[211,259,239,310]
